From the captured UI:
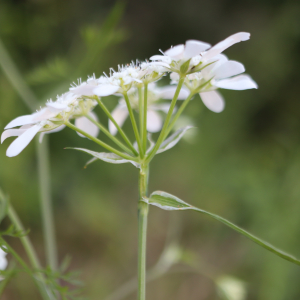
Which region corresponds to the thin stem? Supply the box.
[6,206,52,300]
[36,138,58,270]
[85,114,134,155]
[123,92,144,157]
[165,92,194,137]
[95,97,138,156]
[138,164,149,300]
[138,87,144,139]
[145,77,185,163]
[65,121,138,162]
[142,83,148,153]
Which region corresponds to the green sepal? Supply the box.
[180,59,191,74]
[145,191,300,266]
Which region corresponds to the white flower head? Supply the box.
[2,89,99,157]
[109,83,189,135]
[150,32,250,75]
[170,52,257,113]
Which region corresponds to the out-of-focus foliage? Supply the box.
[1,0,300,299]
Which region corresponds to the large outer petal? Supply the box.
[6,124,42,157]
[147,110,163,132]
[0,254,7,271]
[213,61,245,80]
[109,103,129,135]
[164,44,185,60]
[203,32,250,60]
[158,86,190,100]
[184,40,211,59]
[5,114,36,129]
[200,90,225,113]
[215,75,258,90]
[1,129,27,143]
[93,84,119,96]
[75,111,99,138]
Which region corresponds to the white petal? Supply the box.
[201,54,229,79]
[164,44,185,60]
[75,111,99,138]
[215,74,258,90]
[93,84,120,96]
[1,129,27,143]
[147,110,163,132]
[6,124,42,157]
[46,102,68,110]
[184,40,211,59]
[158,86,190,100]
[33,107,60,121]
[200,91,225,113]
[109,104,129,135]
[5,114,35,129]
[0,256,7,271]
[39,125,66,143]
[203,32,250,60]
[213,61,245,80]
[70,84,96,96]
[149,55,172,64]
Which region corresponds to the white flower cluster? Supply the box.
[1,32,257,157]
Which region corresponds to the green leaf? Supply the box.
[68,148,140,168]
[145,191,300,266]
[157,126,194,154]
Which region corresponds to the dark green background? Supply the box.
[1,0,300,299]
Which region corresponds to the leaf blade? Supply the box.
[147,191,300,266]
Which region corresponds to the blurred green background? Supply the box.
[1,0,300,299]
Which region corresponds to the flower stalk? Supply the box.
[138,163,149,300]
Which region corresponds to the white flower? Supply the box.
[0,247,7,272]
[69,74,99,96]
[171,53,257,113]
[109,83,189,135]
[150,32,250,75]
[217,276,246,300]
[2,92,99,157]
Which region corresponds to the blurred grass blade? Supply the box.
[0,189,9,224]
[146,191,300,266]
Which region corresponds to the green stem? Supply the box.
[85,114,134,155]
[145,77,185,163]
[138,164,149,300]
[6,206,52,300]
[123,92,144,157]
[65,121,138,162]
[95,97,138,156]
[165,92,194,137]
[138,87,144,139]
[36,137,58,270]
[142,83,148,153]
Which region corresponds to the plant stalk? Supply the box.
[137,163,149,300]
[36,137,58,270]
